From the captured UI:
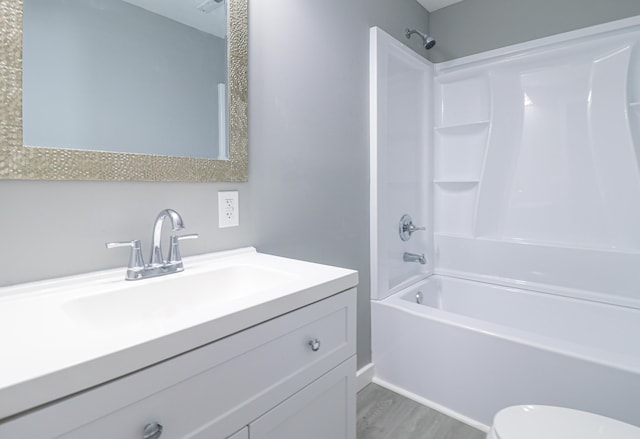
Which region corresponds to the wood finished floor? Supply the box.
[357,384,486,439]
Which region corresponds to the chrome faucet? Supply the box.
[150,209,185,266]
[403,252,427,265]
[106,209,198,280]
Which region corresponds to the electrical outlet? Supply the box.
[218,191,239,228]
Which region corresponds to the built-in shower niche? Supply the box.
[433,74,490,237]
[434,182,478,236]
[435,75,491,127]
[434,122,488,182]
[433,122,487,236]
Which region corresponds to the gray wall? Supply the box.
[1,0,429,370]
[428,0,640,62]
[23,0,226,159]
[248,0,430,370]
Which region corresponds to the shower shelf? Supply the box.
[630,102,640,108]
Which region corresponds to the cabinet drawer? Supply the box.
[0,289,356,438]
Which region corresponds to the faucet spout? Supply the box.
[403,252,427,265]
[150,209,185,266]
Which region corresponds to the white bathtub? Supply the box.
[371,275,640,430]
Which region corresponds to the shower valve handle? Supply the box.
[399,214,425,241]
[405,223,426,233]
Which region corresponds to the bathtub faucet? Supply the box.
[403,252,427,265]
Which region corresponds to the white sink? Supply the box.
[0,247,358,420]
[62,264,296,329]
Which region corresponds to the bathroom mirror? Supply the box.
[0,0,247,182]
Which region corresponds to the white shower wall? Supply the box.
[371,16,640,308]
[433,16,640,308]
[370,28,433,300]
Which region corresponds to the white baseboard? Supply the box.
[356,363,375,392]
[372,377,490,433]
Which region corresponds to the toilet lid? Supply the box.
[492,405,640,439]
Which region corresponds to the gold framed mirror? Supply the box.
[0,0,247,182]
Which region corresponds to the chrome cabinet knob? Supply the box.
[308,339,321,352]
[143,422,163,439]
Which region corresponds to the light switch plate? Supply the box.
[218,191,239,228]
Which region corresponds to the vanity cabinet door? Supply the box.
[249,357,356,439]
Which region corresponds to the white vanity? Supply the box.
[0,248,358,438]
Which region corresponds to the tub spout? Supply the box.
[403,252,427,265]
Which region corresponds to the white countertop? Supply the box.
[0,247,358,420]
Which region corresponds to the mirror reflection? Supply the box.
[22,0,229,160]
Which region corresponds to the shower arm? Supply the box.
[405,28,436,50]
[405,29,425,40]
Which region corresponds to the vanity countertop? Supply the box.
[0,247,358,420]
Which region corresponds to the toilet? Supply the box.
[487,405,640,439]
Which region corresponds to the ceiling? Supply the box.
[417,0,465,12]
[118,0,461,39]
[120,0,226,38]
[119,0,458,37]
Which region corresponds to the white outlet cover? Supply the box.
[218,191,239,228]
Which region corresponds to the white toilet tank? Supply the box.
[487,405,640,439]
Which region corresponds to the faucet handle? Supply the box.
[106,240,146,279]
[168,234,199,264]
[399,214,426,241]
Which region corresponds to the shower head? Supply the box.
[405,28,436,50]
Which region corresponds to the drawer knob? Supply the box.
[308,338,321,352]
[143,422,163,439]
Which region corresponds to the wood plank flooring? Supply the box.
[357,384,486,439]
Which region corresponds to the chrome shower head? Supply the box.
[405,28,436,50]
[423,36,436,50]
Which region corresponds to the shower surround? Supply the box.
[370,16,640,429]
[432,20,640,307]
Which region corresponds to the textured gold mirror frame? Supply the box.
[0,0,247,182]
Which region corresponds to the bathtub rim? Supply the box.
[437,266,640,311]
[376,274,640,376]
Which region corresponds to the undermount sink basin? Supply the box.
[62,263,297,329]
